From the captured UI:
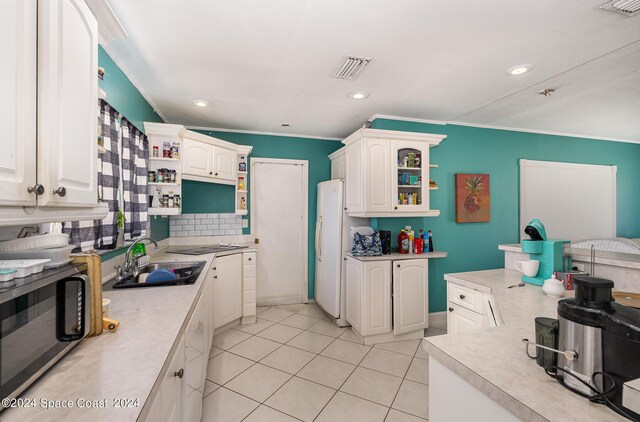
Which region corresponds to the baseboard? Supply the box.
[429,311,447,330]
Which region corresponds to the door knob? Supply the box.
[174,369,184,378]
[53,187,67,197]
[448,307,454,312]
[27,184,45,195]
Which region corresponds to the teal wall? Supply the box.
[370,118,640,312]
[98,46,169,260]
[189,130,342,299]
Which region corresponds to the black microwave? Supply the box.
[0,263,90,405]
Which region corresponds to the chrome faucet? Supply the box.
[114,236,158,280]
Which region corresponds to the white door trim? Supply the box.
[250,157,309,303]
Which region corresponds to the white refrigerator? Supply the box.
[315,179,368,326]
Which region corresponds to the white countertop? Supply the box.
[345,251,447,261]
[2,246,253,421]
[424,269,626,422]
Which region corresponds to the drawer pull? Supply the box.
[214,275,218,279]
[459,294,466,300]
[448,307,454,312]
[174,369,184,379]
[248,258,252,261]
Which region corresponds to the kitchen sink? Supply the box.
[110,261,206,289]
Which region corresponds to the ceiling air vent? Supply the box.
[600,0,640,17]
[332,55,372,80]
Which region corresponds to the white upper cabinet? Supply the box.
[342,128,445,217]
[212,146,237,181]
[393,259,429,335]
[180,130,249,186]
[329,148,346,180]
[0,0,37,206]
[38,0,98,207]
[183,138,214,178]
[364,138,392,213]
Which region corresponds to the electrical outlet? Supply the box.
[573,262,585,271]
[242,219,248,228]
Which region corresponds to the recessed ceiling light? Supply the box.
[193,99,209,107]
[350,91,369,100]
[506,65,533,76]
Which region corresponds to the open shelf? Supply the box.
[397,166,422,171]
[236,189,248,193]
[148,207,181,216]
[429,164,438,168]
[430,186,438,190]
[398,185,421,188]
[148,182,180,187]
[235,209,248,216]
[149,157,180,162]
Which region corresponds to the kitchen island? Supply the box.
[424,269,626,422]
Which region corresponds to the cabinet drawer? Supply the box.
[243,252,256,265]
[244,277,256,291]
[243,264,256,279]
[447,282,484,314]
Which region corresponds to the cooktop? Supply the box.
[166,244,248,255]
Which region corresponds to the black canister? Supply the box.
[380,231,392,255]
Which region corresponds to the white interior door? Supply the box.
[252,158,308,305]
[315,180,342,318]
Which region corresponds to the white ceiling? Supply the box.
[104,0,640,141]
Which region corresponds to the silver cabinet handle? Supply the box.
[53,187,67,197]
[27,184,45,195]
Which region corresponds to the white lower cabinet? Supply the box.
[445,280,502,335]
[182,294,208,422]
[213,253,243,329]
[145,336,186,422]
[393,259,428,335]
[345,256,429,344]
[242,251,257,321]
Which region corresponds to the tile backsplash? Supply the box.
[170,213,242,237]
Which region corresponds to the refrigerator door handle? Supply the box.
[315,217,322,261]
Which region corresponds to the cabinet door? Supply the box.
[331,154,346,180]
[161,336,185,422]
[182,138,213,177]
[362,261,391,336]
[206,266,216,346]
[214,253,243,328]
[364,139,392,212]
[183,295,207,422]
[38,0,98,207]
[393,259,428,335]
[447,303,484,334]
[392,140,430,213]
[345,143,363,213]
[0,0,37,206]
[345,256,363,334]
[212,146,237,180]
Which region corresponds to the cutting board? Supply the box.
[613,291,640,309]
[72,254,103,336]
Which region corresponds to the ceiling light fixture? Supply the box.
[350,91,369,100]
[538,88,556,97]
[507,65,533,76]
[193,99,209,107]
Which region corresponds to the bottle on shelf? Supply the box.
[168,190,175,208]
[240,197,246,210]
[238,177,245,190]
[398,230,409,254]
[428,230,434,252]
[406,226,414,254]
[239,156,247,172]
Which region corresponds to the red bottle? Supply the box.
[398,230,409,254]
[414,238,423,254]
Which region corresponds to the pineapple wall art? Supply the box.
[455,174,490,223]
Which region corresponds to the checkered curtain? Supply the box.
[121,117,149,240]
[64,100,121,251]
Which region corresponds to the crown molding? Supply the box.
[367,114,447,125]
[186,126,342,141]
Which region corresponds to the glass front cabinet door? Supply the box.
[392,141,430,213]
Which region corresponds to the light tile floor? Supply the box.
[203,303,445,422]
